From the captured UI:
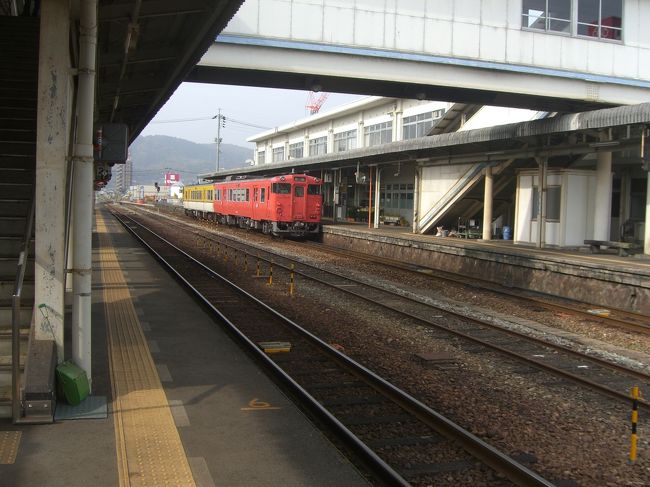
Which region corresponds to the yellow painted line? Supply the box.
[0,431,21,464]
[96,212,195,487]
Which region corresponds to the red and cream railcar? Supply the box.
[183,174,322,237]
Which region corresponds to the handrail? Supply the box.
[12,196,35,423]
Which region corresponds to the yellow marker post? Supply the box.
[289,263,295,296]
[630,386,639,463]
[268,261,273,286]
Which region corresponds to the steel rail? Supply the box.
[112,209,554,487]
[306,242,650,335]
[120,207,650,408]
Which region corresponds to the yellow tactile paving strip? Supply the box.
[96,212,195,487]
[0,431,21,464]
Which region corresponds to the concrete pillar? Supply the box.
[594,151,613,241]
[72,0,97,384]
[35,0,70,359]
[482,166,493,240]
[645,174,650,255]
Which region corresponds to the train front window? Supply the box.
[308,184,321,195]
[272,183,291,194]
[295,186,304,197]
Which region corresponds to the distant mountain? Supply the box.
[127,135,254,186]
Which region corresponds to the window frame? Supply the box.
[522,0,623,42]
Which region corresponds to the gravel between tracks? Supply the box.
[126,207,650,486]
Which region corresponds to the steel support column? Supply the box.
[71,0,97,386]
[374,168,382,229]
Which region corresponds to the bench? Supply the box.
[383,216,401,226]
[584,239,640,257]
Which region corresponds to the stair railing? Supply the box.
[12,196,35,423]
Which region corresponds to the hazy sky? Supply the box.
[139,83,365,148]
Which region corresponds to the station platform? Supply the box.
[322,221,650,315]
[0,209,369,486]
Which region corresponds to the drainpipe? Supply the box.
[72,0,97,388]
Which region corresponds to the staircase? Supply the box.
[0,15,39,419]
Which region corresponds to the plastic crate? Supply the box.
[56,361,89,406]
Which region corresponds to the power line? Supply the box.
[150,113,271,130]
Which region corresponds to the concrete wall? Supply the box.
[515,169,596,247]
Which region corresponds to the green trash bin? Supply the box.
[56,361,90,406]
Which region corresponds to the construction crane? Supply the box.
[306,91,329,115]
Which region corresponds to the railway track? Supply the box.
[111,209,554,487]
[118,205,650,412]
[303,241,650,335]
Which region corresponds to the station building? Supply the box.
[243,97,648,250]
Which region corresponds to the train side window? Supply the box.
[307,184,320,195]
[254,188,258,202]
[295,186,304,197]
[272,183,291,194]
[245,189,250,201]
[261,188,266,202]
[228,189,232,201]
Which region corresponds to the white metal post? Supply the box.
[72,0,97,387]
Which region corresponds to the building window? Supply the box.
[334,130,357,152]
[309,136,327,156]
[577,0,622,40]
[402,110,445,140]
[257,151,265,165]
[532,185,561,221]
[522,0,571,33]
[381,183,414,210]
[289,142,304,159]
[364,121,392,146]
[523,0,621,40]
[272,146,284,163]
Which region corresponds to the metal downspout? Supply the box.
[71,0,97,387]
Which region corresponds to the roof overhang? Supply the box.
[97,0,245,144]
[201,102,650,180]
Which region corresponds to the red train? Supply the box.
[183,173,322,237]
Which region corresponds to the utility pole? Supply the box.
[214,109,226,172]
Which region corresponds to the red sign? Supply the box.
[164,172,180,186]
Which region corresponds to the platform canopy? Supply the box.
[201,103,650,180]
[97,0,244,143]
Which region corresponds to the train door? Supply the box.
[252,185,260,220]
[292,182,306,220]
